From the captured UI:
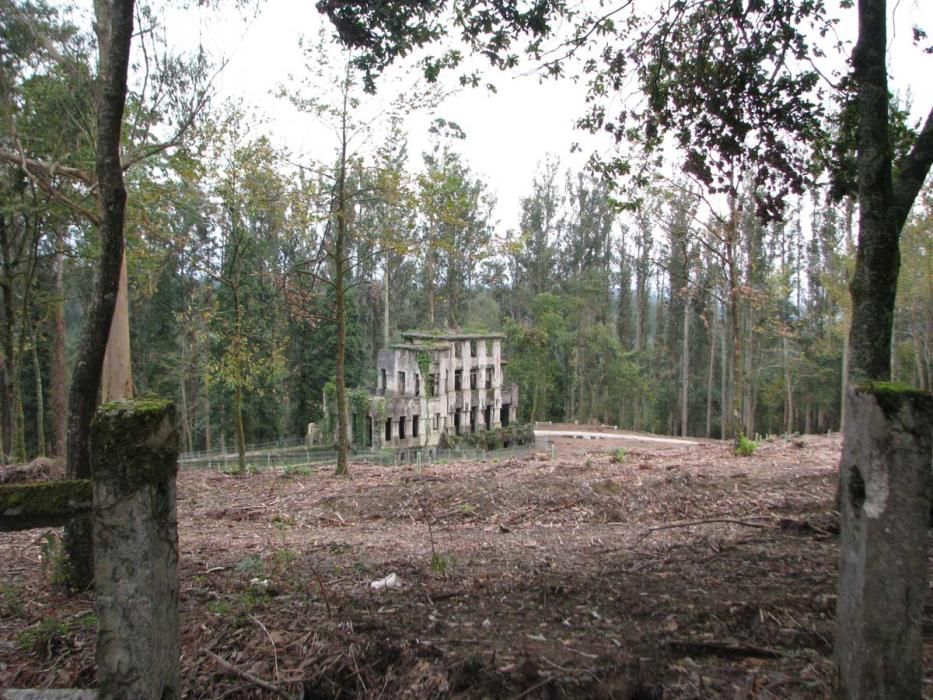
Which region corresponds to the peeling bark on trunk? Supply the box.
[100,254,133,402]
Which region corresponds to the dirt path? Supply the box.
[1,433,931,698]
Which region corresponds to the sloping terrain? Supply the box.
[2,432,930,698]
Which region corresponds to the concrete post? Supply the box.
[835,384,932,699]
[91,399,180,700]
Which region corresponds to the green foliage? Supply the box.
[16,617,69,657]
[0,584,25,618]
[611,448,626,464]
[430,551,455,575]
[735,435,758,457]
[283,464,313,477]
[207,600,233,617]
[234,554,263,576]
[38,532,69,589]
[416,351,431,384]
[269,548,299,578]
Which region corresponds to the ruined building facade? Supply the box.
[363,331,519,449]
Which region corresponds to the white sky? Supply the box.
[169,0,931,230]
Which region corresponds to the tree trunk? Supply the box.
[32,327,45,456]
[64,0,135,590]
[202,366,212,451]
[725,213,742,442]
[706,310,716,438]
[783,332,794,434]
[425,243,435,327]
[0,215,19,460]
[334,74,351,476]
[179,336,191,454]
[743,302,755,437]
[383,265,390,346]
[834,1,933,692]
[100,254,133,401]
[50,230,67,457]
[835,386,932,699]
[233,287,246,474]
[680,289,690,437]
[847,0,898,384]
[720,304,728,439]
[840,317,850,431]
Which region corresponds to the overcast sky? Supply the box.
[172,0,932,230]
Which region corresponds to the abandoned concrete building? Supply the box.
[363,331,519,449]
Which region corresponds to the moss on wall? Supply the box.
[0,480,93,530]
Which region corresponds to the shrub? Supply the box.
[735,434,757,457]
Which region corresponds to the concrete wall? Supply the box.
[369,335,517,450]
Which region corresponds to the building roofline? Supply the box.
[402,331,506,340]
[387,343,451,352]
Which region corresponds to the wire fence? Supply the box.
[178,437,548,474]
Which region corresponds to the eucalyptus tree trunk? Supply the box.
[202,365,212,451]
[724,211,741,442]
[425,245,435,327]
[0,215,23,460]
[782,332,794,434]
[835,0,933,694]
[383,265,390,346]
[705,309,716,438]
[333,71,351,477]
[31,327,45,456]
[680,292,690,437]
[50,230,67,456]
[232,286,246,474]
[64,0,135,589]
[100,255,133,401]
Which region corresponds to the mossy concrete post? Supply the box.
[90,399,179,700]
[835,384,933,699]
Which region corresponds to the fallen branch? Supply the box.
[641,517,769,537]
[204,649,292,700]
[250,614,280,683]
[667,639,782,659]
[513,673,558,699]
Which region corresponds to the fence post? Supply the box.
[91,399,180,700]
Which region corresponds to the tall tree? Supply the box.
[62,0,135,588]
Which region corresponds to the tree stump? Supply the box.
[91,399,179,700]
[835,384,933,699]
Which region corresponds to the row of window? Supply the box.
[380,367,497,395]
[385,413,441,440]
[382,404,511,442]
[452,339,495,359]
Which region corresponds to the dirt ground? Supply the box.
[2,430,932,698]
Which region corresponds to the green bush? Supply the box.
[735,434,757,457]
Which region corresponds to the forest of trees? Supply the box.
[0,0,930,466]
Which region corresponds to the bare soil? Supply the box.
[2,431,932,698]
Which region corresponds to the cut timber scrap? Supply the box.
[0,480,92,531]
[835,383,933,700]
